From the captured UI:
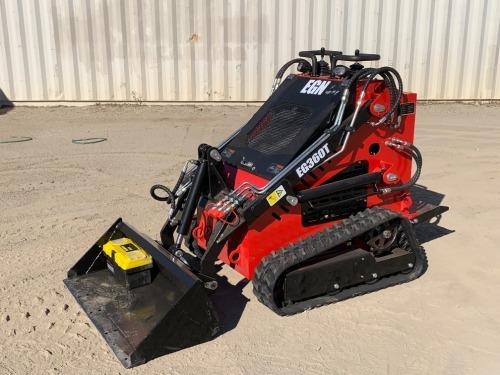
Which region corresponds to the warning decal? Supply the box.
[266,185,286,206]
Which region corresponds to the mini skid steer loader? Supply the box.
[64,48,448,368]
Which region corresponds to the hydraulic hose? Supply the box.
[150,160,197,214]
[270,58,312,94]
[327,67,376,129]
[171,169,186,195]
[380,141,422,194]
[361,66,403,126]
[346,67,376,91]
[150,184,176,211]
[380,68,403,124]
[276,58,311,79]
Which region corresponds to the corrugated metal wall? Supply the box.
[0,0,499,102]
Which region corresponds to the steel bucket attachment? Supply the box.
[63,219,220,368]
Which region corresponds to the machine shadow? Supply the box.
[209,184,454,335]
[410,184,454,244]
[0,88,14,115]
[212,264,250,335]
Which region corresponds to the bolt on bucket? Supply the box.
[63,219,220,368]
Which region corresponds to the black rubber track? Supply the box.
[252,207,427,316]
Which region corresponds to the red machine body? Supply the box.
[196,76,418,280]
[65,48,448,368]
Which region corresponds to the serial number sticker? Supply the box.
[266,185,286,206]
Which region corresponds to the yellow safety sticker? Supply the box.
[266,185,286,206]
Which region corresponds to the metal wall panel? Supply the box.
[0,0,499,102]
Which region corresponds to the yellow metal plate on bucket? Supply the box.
[103,238,152,270]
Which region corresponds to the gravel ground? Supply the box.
[1,103,499,375]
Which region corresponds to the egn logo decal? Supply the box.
[300,80,331,95]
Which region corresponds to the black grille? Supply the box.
[399,102,415,116]
[246,103,312,155]
[302,161,368,226]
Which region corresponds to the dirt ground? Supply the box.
[1,103,499,375]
